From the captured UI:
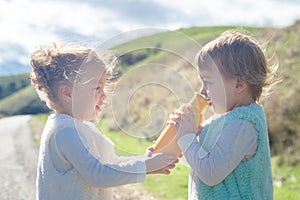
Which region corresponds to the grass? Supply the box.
[31,114,300,200]
[0,85,37,115]
[272,157,300,199]
[98,118,153,155]
[28,113,48,143]
[0,72,29,85]
[143,164,189,200]
[0,73,30,99]
[35,113,48,124]
[0,84,49,116]
[98,119,189,199]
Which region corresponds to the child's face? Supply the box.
[199,65,237,114]
[72,68,106,121]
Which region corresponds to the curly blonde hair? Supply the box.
[196,31,278,102]
[30,43,108,108]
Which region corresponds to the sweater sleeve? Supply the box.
[177,119,258,186]
[52,127,146,188]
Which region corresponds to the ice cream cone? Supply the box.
[152,93,209,156]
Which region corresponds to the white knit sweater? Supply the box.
[36,114,146,200]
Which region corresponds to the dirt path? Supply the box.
[0,115,37,200]
[0,115,156,200]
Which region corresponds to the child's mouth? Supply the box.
[205,98,212,106]
[95,105,102,113]
[200,94,212,106]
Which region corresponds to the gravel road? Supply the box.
[0,115,37,200]
[0,115,156,200]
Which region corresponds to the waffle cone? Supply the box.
[152,93,209,156]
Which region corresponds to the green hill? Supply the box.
[0,72,49,115]
[0,73,31,99]
[0,85,49,115]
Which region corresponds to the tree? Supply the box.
[8,82,16,93]
[0,85,3,99]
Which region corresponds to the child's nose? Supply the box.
[100,94,106,100]
[200,86,208,97]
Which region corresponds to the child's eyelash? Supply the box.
[94,86,102,90]
[202,80,209,84]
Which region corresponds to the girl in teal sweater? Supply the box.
[172,31,277,199]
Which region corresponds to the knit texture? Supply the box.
[36,114,114,200]
[190,104,273,200]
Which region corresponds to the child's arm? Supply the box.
[177,119,258,186]
[51,127,177,188]
[113,154,177,175]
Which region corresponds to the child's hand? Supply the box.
[146,146,154,157]
[146,145,183,158]
[145,153,178,175]
[171,106,197,138]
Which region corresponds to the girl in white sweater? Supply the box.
[30,44,178,200]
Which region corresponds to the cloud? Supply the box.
[1,0,113,46]
[0,0,300,74]
[0,0,118,68]
[54,0,181,25]
[153,0,300,27]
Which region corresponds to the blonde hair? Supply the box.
[197,31,278,102]
[30,43,110,108]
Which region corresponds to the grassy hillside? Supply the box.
[0,85,49,115]
[0,73,50,115]
[260,21,300,164]
[0,73,30,99]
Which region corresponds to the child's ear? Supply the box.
[58,84,72,103]
[235,79,248,94]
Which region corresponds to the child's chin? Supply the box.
[95,107,102,117]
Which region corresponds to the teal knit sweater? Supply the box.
[190,104,273,200]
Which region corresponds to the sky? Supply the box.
[0,0,300,74]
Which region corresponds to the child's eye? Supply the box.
[201,78,209,85]
[205,79,213,85]
[95,86,102,91]
[203,80,209,85]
